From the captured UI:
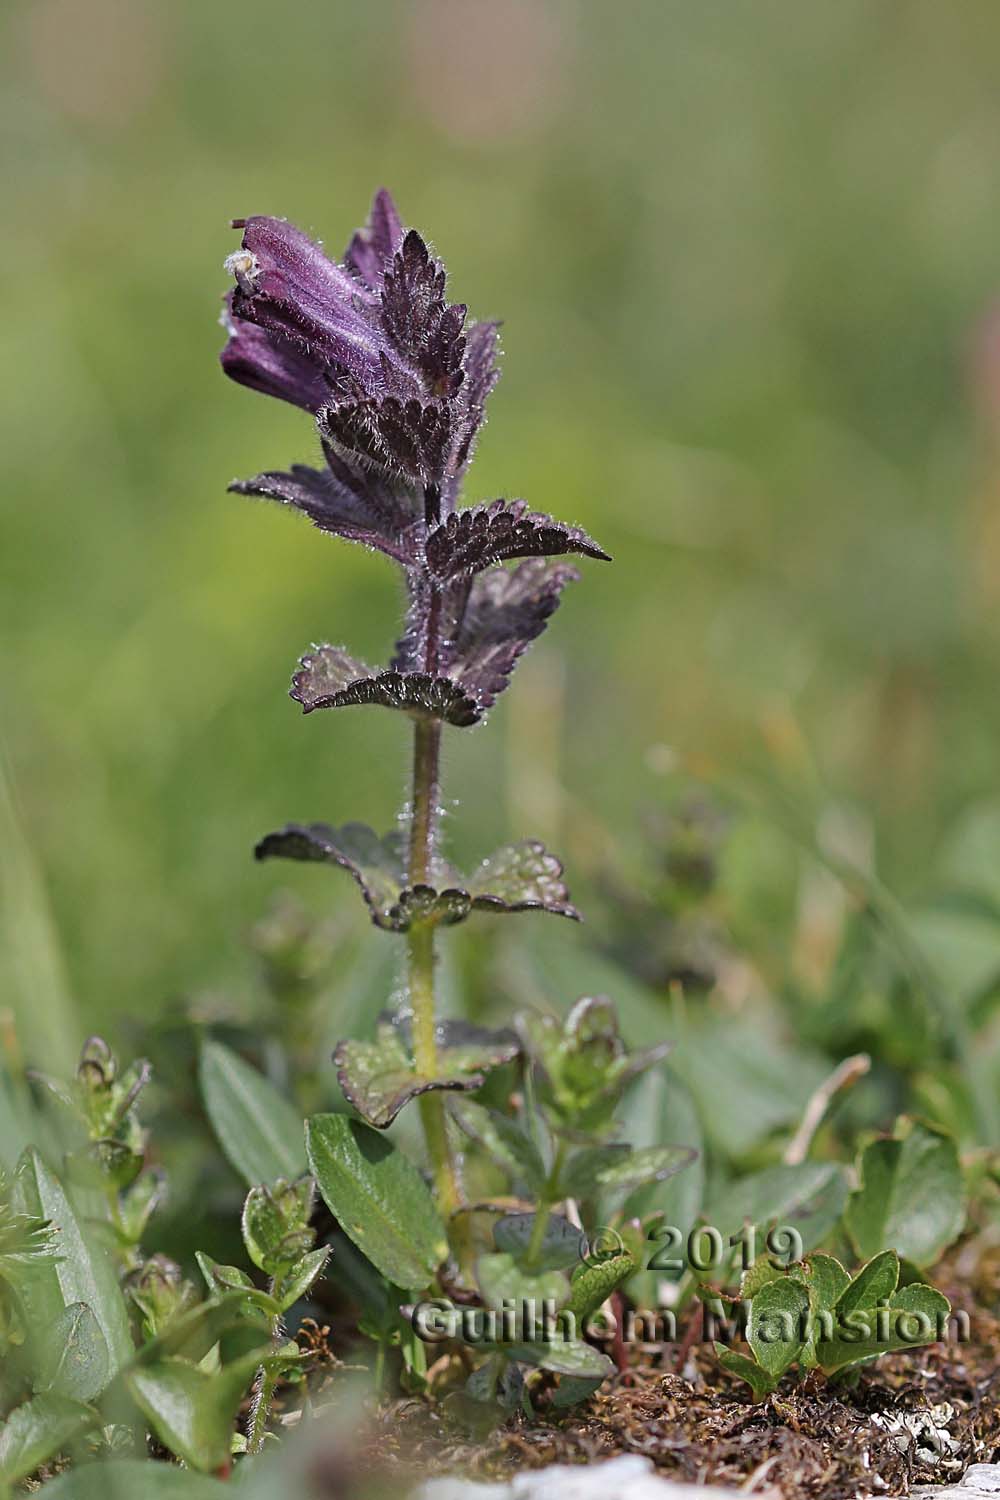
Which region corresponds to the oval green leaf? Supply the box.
[199,1041,306,1187]
[493,1212,585,1271]
[844,1120,964,1268]
[0,1393,95,1483]
[747,1275,808,1380]
[11,1148,132,1381]
[36,1303,110,1403]
[305,1113,447,1290]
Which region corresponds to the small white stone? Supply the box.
[912,1462,1000,1500]
[416,1453,752,1500]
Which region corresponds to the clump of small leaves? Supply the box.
[0,1038,331,1483]
[715,1249,952,1398]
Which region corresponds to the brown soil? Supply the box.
[360,1273,1000,1500]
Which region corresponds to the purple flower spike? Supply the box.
[220,189,501,490]
[222,189,612,961]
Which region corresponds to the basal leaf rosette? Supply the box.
[717,1249,952,1398]
[335,1014,520,1128]
[255,821,580,929]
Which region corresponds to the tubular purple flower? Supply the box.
[219,294,330,413]
[225,215,412,397]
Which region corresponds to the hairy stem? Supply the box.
[246,1364,278,1456]
[407,714,467,1261]
[246,1283,282,1455]
[408,718,441,891]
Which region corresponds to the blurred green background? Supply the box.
[4,0,1000,1080]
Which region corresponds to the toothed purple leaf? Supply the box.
[319,397,453,485]
[447,320,502,487]
[448,559,579,710]
[425,499,609,579]
[290,646,481,727]
[381,230,467,396]
[229,461,420,563]
[334,1016,519,1128]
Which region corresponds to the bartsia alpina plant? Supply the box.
[217,189,701,1409]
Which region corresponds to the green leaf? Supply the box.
[835,1249,900,1317]
[0,1392,95,1482]
[794,1253,852,1367]
[747,1275,808,1380]
[133,1290,269,1368]
[240,1176,314,1275]
[619,1064,704,1226]
[844,1119,964,1267]
[591,1144,697,1200]
[476,1251,568,1310]
[715,1343,777,1400]
[549,1374,604,1408]
[559,1145,630,1199]
[706,1161,848,1257]
[273,1244,330,1311]
[35,1460,229,1498]
[256,822,579,929]
[35,1303,110,1402]
[816,1280,951,1377]
[334,1017,516,1129]
[567,1250,637,1322]
[449,1098,546,1192]
[194,1252,281,1316]
[675,1014,830,1158]
[505,1339,614,1378]
[117,1168,166,1245]
[305,1113,447,1289]
[11,1148,131,1382]
[621,1064,704,1308]
[740,1255,783,1299]
[65,1140,144,1193]
[493,1212,585,1271]
[463,840,580,921]
[798,1252,851,1313]
[126,1353,263,1472]
[199,1041,305,1187]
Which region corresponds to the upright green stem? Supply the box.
[407,715,465,1243]
[524,1140,567,1269]
[408,716,441,892]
